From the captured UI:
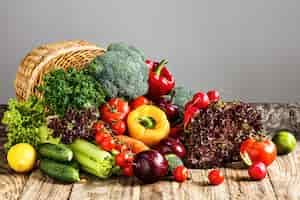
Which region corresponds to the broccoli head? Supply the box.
[87,42,149,100]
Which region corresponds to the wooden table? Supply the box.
[0,103,299,200]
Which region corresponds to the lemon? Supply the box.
[7,143,37,173]
[272,131,296,155]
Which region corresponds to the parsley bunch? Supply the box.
[38,67,106,116]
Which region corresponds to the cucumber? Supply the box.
[38,143,73,162]
[165,154,184,174]
[40,159,80,183]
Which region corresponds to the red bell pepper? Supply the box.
[147,59,175,98]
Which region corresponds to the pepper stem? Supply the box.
[155,59,168,76]
[138,116,156,129]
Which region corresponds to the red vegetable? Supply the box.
[248,162,267,180]
[130,96,150,110]
[111,120,126,135]
[133,150,168,183]
[123,165,134,177]
[93,121,105,133]
[208,169,224,185]
[207,90,220,102]
[155,137,186,159]
[240,138,277,166]
[192,92,210,109]
[173,166,189,182]
[100,136,115,151]
[95,130,111,145]
[145,59,154,68]
[101,98,130,123]
[147,60,175,98]
[115,151,133,168]
[156,97,179,122]
[183,105,198,129]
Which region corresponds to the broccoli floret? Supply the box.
[172,86,194,110]
[87,43,149,100]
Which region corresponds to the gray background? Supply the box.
[1,0,300,103]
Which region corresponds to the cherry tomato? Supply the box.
[207,90,220,102]
[111,120,126,135]
[100,136,116,151]
[123,165,134,177]
[145,59,154,68]
[115,143,128,152]
[101,98,130,123]
[248,162,267,180]
[130,96,150,110]
[240,138,277,166]
[95,131,111,145]
[93,121,105,133]
[192,92,210,109]
[173,166,189,182]
[115,152,133,168]
[208,169,224,185]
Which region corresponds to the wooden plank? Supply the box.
[20,170,72,200]
[70,176,139,200]
[0,173,27,200]
[70,169,230,200]
[267,142,300,200]
[225,167,277,200]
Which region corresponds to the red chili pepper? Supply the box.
[183,104,199,129]
[147,60,175,98]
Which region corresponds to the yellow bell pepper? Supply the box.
[127,105,170,146]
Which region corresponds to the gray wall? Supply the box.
[1,0,300,103]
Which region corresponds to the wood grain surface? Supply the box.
[0,103,299,200]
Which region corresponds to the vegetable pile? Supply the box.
[2,41,296,185]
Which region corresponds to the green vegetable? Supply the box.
[70,139,114,179]
[38,143,73,162]
[2,97,58,150]
[40,158,80,183]
[172,86,194,110]
[164,154,184,174]
[87,42,149,100]
[38,67,106,116]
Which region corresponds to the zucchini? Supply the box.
[38,143,73,162]
[40,159,80,183]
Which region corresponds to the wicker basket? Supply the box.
[15,40,105,101]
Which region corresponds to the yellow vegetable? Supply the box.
[127,105,170,146]
[7,143,37,173]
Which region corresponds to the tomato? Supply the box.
[100,136,116,151]
[115,143,128,152]
[248,162,267,180]
[192,92,210,109]
[130,96,150,110]
[111,120,126,135]
[123,165,134,177]
[115,152,134,168]
[101,98,130,123]
[145,59,154,68]
[173,166,189,182]
[93,121,105,133]
[208,169,224,185]
[207,90,220,102]
[95,131,105,144]
[240,138,277,166]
